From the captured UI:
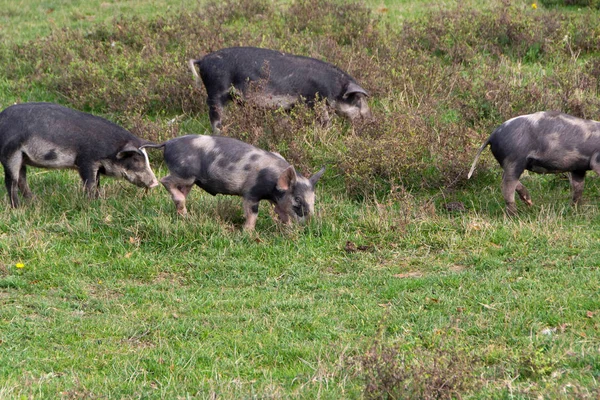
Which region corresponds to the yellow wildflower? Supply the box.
[15,263,24,269]
[532,3,537,9]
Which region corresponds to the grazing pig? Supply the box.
[468,111,600,214]
[0,102,159,207]
[189,46,372,133]
[143,135,325,230]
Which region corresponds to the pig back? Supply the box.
[0,102,144,159]
[163,135,290,197]
[199,47,354,102]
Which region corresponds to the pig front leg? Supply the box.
[78,165,100,198]
[273,203,292,225]
[161,175,193,216]
[319,107,332,129]
[569,170,586,205]
[242,198,260,231]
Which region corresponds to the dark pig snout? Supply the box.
[117,146,159,189]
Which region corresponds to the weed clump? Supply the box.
[358,338,478,399]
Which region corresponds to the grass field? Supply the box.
[2,0,600,398]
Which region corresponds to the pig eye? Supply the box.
[294,196,302,204]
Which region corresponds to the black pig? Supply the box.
[0,102,159,207]
[189,46,371,132]
[144,135,325,230]
[468,111,600,214]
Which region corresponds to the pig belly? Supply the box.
[525,156,588,174]
[23,139,77,169]
[195,178,242,197]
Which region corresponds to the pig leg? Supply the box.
[4,166,20,207]
[3,152,24,207]
[242,198,259,231]
[18,165,33,199]
[515,182,532,206]
[501,165,525,215]
[319,107,332,128]
[207,98,225,133]
[569,170,586,205]
[273,203,291,225]
[161,175,193,216]
[78,165,100,198]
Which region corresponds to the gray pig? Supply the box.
[0,102,159,207]
[468,111,600,214]
[143,135,325,230]
[189,46,372,133]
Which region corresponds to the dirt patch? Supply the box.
[449,264,468,273]
[393,271,424,279]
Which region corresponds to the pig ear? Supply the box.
[276,166,297,192]
[343,82,368,99]
[117,143,142,159]
[309,167,325,187]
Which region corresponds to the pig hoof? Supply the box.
[505,203,518,216]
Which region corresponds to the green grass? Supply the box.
[2,0,600,398]
[3,170,600,397]
[0,0,200,44]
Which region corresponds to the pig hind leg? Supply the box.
[207,94,229,133]
[569,170,586,205]
[3,152,24,207]
[4,166,20,207]
[501,163,527,215]
[161,175,194,216]
[515,182,532,206]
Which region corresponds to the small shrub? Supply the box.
[517,346,557,380]
[120,113,181,144]
[287,0,375,46]
[358,338,478,399]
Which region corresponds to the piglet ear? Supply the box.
[309,167,325,187]
[343,82,369,99]
[277,166,297,191]
[117,143,142,159]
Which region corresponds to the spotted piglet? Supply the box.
[144,135,325,230]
